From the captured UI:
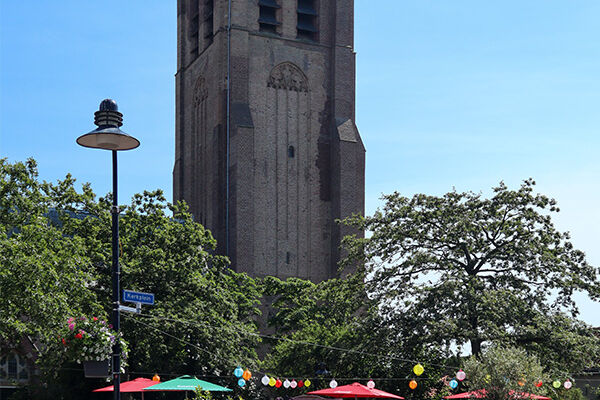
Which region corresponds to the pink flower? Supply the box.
[68,317,74,324]
[93,317,98,321]
[69,324,75,331]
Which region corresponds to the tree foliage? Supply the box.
[0,158,261,398]
[462,346,547,400]
[342,180,600,371]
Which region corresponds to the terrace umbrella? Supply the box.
[93,377,159,399]
[143,375,233,392]
[444,390,550,400]
[308,382,404,399]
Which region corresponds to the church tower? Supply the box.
[174,0,365,282]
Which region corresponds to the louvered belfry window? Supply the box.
[297,0,317,41]
[258,0,281,34]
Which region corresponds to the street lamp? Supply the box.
[77,99,139,400]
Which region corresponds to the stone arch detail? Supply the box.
[193,76,208,105]
[267,62,309,92]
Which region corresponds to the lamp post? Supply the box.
[77,99,139,400]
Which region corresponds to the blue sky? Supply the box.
[1,1,599,326]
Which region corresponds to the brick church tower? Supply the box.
[173,0,365,282]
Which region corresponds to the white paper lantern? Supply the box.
[330,379,338,389]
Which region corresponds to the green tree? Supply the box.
[259,273,456,397]
[462,346,547,400]
[342,180,600,372]
[1,159,262,398]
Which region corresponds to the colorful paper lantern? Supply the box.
[456,370,466,381]
[152,374,160,382]
[291,379,298,389]
[298,380,304,388]
[242,369,252,380]
[305,379,312,387]
[450,379,458,389]
[553,380,561,389]
[234,366,244,378]
[564,380,572,390]
[367,380,375,389]
[409,380,417,390]
[330,379,338,388]
[535,380,543,388]
[269,377,276,387]
[413,363,424,376]
[284,379,291,388]
[238,378,246,387]
[275,379,282,388]
[262,375,270,386]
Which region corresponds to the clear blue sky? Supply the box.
[1,2,599,325]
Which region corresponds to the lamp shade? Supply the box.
[77,99,140,151]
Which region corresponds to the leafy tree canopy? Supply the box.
[1,158,262,398]
[342,180,600,371]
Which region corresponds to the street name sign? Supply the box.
[122,290,154,305]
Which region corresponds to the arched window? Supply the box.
[0,353,30,383]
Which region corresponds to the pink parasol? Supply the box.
[93,377,159,399]
[308,382,404,399]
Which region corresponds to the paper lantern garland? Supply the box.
[269,377,276,387]
[298,380,304,388]
[152,374,160,382]
[291,379,298,389]
[367,380,375,389]
[283,379,291,389]
[553,380,561,389]
[262,375,270,386]
[449,379,458,389]
[564,380,572,390]
[456,370,466,381]
[330,379,338,388]
[409,380,418,390]
[238,378,246,387]
[535,381,543,388]
[305,379,312,387]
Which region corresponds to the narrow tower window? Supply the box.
[297,0,318,41]
[203,0,214,48]
[189,0,200,58]
[258,0,281,34]
[288,145,295,158]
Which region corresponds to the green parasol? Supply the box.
[143,375,233,392]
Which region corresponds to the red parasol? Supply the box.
[308,382,404,399]
[444,390,550,400]
[93,377,158,399]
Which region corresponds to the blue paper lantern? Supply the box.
[234,366,244,378]
[238,378,246,387]
[450,379,458,389]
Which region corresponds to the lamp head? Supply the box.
[76,99,140,151]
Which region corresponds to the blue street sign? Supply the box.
[122,289,154,305]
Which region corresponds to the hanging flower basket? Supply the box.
[59,316,128,376]
[83,359,110,378]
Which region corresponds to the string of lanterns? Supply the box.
[232,363,574,392]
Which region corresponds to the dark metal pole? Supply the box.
[111,150,121,400]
